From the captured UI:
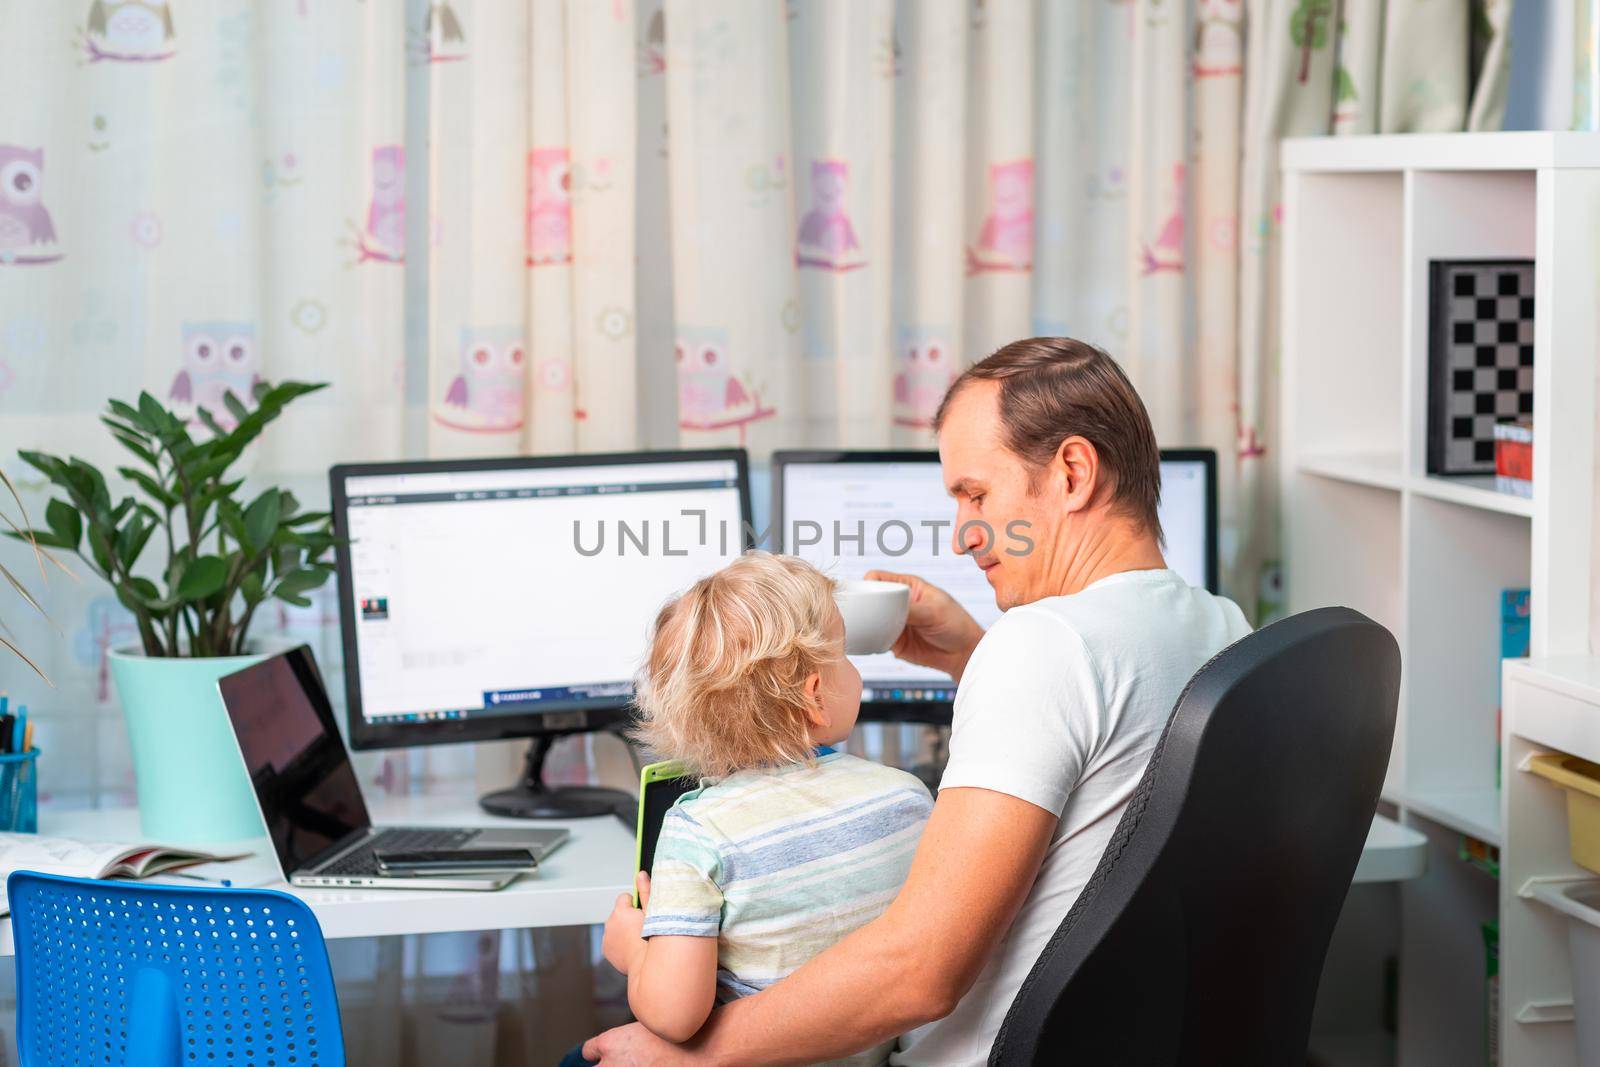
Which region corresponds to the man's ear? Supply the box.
[1056,435,1100,513]
[801,672,828,729]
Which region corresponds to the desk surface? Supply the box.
[1354,814,1427,884]
[0,800,1422,955]
[0,794,634,953]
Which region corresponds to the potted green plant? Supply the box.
[8,382,339,843]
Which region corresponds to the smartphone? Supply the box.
[374,848,538,875]
[634,760,697,906]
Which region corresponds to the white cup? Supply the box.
[834,579,911,655]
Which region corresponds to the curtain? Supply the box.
[0,1,637,1061]
[1237,0,1514,620]
[0,0,1513,1061]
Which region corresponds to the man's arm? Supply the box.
[585,786,1057,1067]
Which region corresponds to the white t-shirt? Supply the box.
[893,568,1251,1067]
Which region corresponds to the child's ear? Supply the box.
[801,671,828,729]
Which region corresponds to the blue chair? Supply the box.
[8,871,345,1067]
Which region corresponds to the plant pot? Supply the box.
[108,640,291,844]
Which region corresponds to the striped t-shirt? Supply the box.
[641,751,933,1066]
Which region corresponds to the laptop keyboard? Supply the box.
[317,826,477,877]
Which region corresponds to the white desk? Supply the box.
[0,800,1421,955]
[1354,813,1427,883]
[0,795,634,954]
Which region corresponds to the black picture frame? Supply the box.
[1426,258,1535,476]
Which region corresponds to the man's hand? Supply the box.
[601,872,650,975]
[583,1021,697,1066]
[865,570,985,682]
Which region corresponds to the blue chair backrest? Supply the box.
[8,870,345,1067]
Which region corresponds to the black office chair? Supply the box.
[989,607,1400,1066]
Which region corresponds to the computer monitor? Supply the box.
[330,449,752,817]
[772,449,1218,724]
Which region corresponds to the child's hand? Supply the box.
[602,872,651,975]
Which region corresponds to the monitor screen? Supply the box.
[218,646,372,875]
[332,451,751,749]
[773,450,1217,711]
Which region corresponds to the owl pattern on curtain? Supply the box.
[0,0,1513,834]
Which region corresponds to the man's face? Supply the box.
[937,381,1064,611]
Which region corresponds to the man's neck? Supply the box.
[1046,519,1167,599]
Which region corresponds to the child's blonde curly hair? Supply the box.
[631,551,841,779]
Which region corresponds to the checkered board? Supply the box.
[1426,259,1535,475]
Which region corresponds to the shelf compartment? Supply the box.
[1518,878,1600,1057]
[1521,876,1600,929]
[1403,495,1530,805]
[1411,474,1534,518]
[1298,453,1404,492]
[1284,478,1403,636]
[1285,170,1405,461]
[1295,458,1536,518]
[1402,169,1536,521]
[1404,787,1503,847]
[1515,1000,1577,1026]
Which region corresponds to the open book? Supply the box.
[0,834,249,916]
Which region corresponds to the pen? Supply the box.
[169,871,234,887]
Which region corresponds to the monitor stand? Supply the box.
[479,735,635,819]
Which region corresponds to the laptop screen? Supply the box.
[218,646,372,874]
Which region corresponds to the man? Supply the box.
[586,337,1252,1066]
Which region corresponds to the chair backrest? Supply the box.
[989,607,1400,1067]
[9,871,345,1067]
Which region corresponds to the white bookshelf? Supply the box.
[1501,659,1600,1067]
[1281,133,1600,1066]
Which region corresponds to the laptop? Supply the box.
[217,646,569,891]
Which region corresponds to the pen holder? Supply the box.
[0,749,41,833]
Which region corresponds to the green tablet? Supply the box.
[634,759,696,907]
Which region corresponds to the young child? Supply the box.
[600,551,933,1064]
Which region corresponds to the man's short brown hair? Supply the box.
[933,337,1164,543]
